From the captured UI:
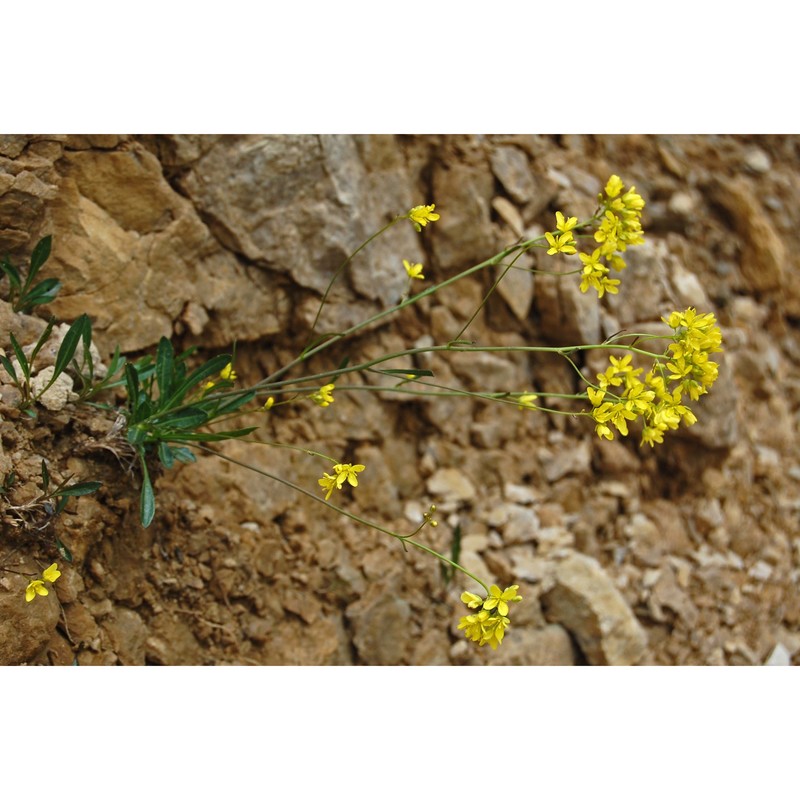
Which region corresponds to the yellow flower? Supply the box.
[333,462,365,488]
[555,211,578,233]
[25,580,48,602]
[481,615,511,650]
[460,591,483,609]
[544,231,577,256]
[517,393,539,410]
[220,363,237,382]
[311,383,335,407]
[25,562,61,602]
[318,472,338,500]
[403,259,425,280]
[318,463,365,500]
[458,610,490,643]
[605,175,624,198]
[457,584,523,650]
[407,204,440,232]
[203,380,216,391]
[263,396,275,410]
[483,584,523,617]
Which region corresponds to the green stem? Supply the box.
[193,444,488,593]
[264,341,669,392]
[305,216,403,347]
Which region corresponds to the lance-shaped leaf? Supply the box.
[139,456,156,528]
[52,481,102,498]
[155,337,175,403]
[27,235,52,282]
[53,315,91,379]
[161,426,257,442]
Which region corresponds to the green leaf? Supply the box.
[155,337,175,402]
[8,333,30,381]
[53,481,102,497]
[211,390,256,417]
[106,345,124,377]
[0,354,18,382]
[53,315,90,379]
[164,354,230,409]
[158,441,175,469]
[126,423,149,446]
[28,235,52,278]
[125,363,140,415]
[55,496,69,514]
[154,406,209,430]
[139,458,156,528]
[171,446,197,464]
[40,459,50,492]
[163,426,257,442]
[1,257,22,292]
[29,319,56,365]
[23,278,62,307]
[55,538,73,563]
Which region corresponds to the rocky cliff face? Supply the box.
[1,133,798,665]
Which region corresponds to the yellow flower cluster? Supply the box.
[457,584,522,650]
[318,462,366,500]
[204,361,237,392]
[220,362,237,382]
[407,204,440,232]
[310,383,335,407]
[587,309,722,446]
[25,563,61,602]
[576,175,646,298]
[595,174,645,257]
[663,308,722,402]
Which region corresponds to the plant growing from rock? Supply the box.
[10,181,723,654]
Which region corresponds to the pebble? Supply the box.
[504,483,539,505]
[668,191,696,217]
[743,146,771,173]
[764,642,791,666]
[426,468,476,503]
[748,560,773,582]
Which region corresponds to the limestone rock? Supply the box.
[712,177,786,291]
[495,253,535,321]
[426,468,476,503]
[176,134,419,314]
[490,145,538,204]
[29,365,77,411]
[0,135,63,252]
[449,350,523,392]
[534,258,601,345]
[539,440,592,483]
[541,552,648,665]
[604,238,675,327]
[431,161,496,268]
[764,642,791,666]
[347,587,412,665]
[102,607,148,665]
[491,623,576,665]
